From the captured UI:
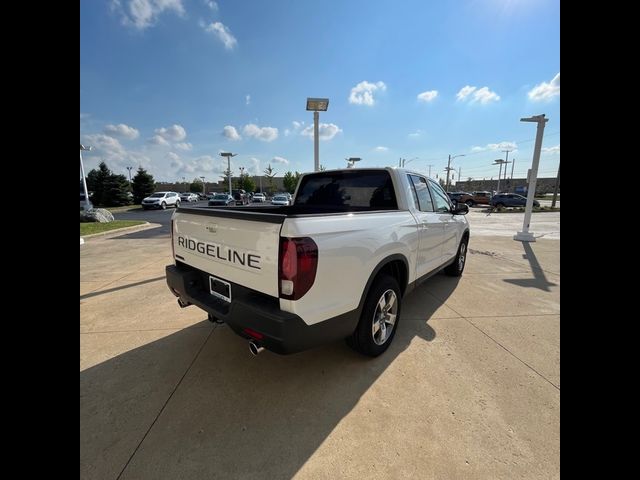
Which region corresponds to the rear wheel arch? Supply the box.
[357,255,409,313]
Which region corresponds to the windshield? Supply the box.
[150,193,165,198]
[214,194,228,199]
[273,196,286,201]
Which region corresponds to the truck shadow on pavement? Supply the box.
[80,275,458,480]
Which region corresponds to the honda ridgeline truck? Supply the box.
[166,168,470,357]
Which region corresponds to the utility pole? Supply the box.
[458,167,461,185]
[445,154,465,192]
[200,176,206,196]
[427,164,433,178]
[551,161,560,208]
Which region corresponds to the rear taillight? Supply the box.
[278,237,318,300]
[170,218,175,261]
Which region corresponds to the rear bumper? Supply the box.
[166,263,359,354]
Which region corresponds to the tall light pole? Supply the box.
[80,144,93,211]
[427,164,433,178]
[199,176,206,197]
[446,154,465,192]
[126,166,133,185]
[551,161,560,208]
[514,114,548,242]
[239,166,245,190]
[493,159,508,193]
[220,152,237,195]
[346,157,361,168]
[402,157,418,168]
[306,97,329,172]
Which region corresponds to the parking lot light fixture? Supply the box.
[306,97,329,172]
[200,176,206,196]
[346,157,361,168]
[220,152,237,195]
[514,114,548,242]
[80,144,93,210]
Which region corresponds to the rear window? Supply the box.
[295,170,398,210]
[213,194,228,199]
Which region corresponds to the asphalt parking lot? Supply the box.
[81,210,560,479]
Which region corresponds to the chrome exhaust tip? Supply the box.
[177,298,190,308]
[249,341,265,356]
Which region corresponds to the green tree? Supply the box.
[132,167,156,204]
[243,175,256,193]
[283,171,301,193]
[86,162,112,207]
[103,173,131,206]
[189,180,202,194]
[319,164,327,171]
[263,164,277,194]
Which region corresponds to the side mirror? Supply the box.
[452,203,469,215]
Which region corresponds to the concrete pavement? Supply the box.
[81,225,560,479]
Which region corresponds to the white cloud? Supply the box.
[175,142,193,151]
[487,141,517,151]
[417,90,438,103]
[112,0,185,30]
[204,21,237,50]
[301,123,342,141]
[457,85,500,104]
[456,86,477,101]
[471,146,485,152]
[285,121,304,136]
[245,94,251,105]
[408,130,421,138]
[204,0,218,10]
[528,73,560,101]
[248,157,261,175]
[473,87,500,104]
[349,80,387,106]
[243,123,279,142]
[104,123,140,140]
[81,133,152,172]
[222,125,242,141]
[543,144,560,154]
[272,156,289,165]
[148,134,170,146]
[374,146,389,152]
[154,124,187,142]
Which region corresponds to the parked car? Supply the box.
[446,192,471,205]
[167,167,470,357]
[179,192,199,202]
[271,194,290,206]
[490,193,540,208]
[197,193,208,200]
[232,189,249,206]
[142,191,181,210]
[208,194,235,206]
[252,193,266,203]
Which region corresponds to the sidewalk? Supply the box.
[81,234,559,480]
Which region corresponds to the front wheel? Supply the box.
[495,202,505,209]
[161,201,167,210]
[347,275,401,357]
[445,237,468,277]
[175,200,181,208]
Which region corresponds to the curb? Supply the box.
[81,222,161,240]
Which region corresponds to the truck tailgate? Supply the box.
[172,209,284,297]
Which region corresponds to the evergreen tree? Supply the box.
[263,164,277,194]
[283,171,299,193]
[243,175,256,193]
[86,162,111,207]
[103,174,131,206]
[132,167,156,204]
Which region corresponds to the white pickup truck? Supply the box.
[166,168,470,356]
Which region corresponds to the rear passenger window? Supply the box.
[408,175,434,212]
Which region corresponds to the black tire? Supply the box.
[161,201,167,210]
[175,200,181,208]
[495,202,505,209]
[346,275,402,357]
[445,236,469,277]
[465,200,474,207]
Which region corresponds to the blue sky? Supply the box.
[80,0,560,183]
